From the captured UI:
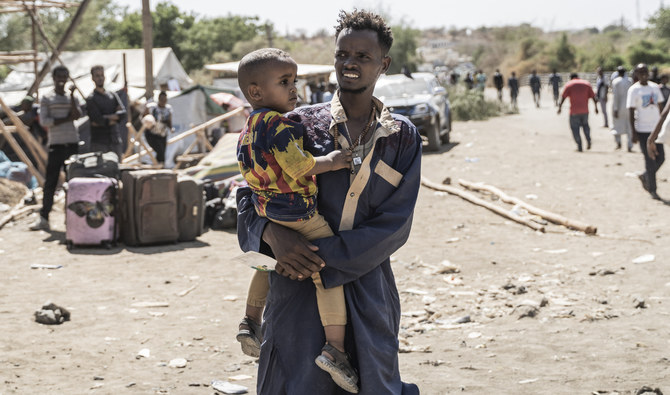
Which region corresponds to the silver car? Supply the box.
[374,72,451,151]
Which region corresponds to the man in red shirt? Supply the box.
[557,73,599,151]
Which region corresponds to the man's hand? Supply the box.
[648,139,658,159]
[632,131,639,144]
[557,107,561,115]
[105,113,120,125]
[327,150,353,171]
[262,222,325,280]
[613,110,618,119]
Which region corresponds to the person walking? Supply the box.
[557,73,599,152]
[508,72,519,109]
[548,69,563,107]
[596,66,610,127]
[529,70,541,108]
[611,66,634,151]
[493,69,504,101]
[86,65,126,159]
[627,63,665,200]
[29,66,82,231]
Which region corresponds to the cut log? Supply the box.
[457,179,597,235]
[421,176,545,233]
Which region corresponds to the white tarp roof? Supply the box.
[0,47,192,104]
[205,61,334,78]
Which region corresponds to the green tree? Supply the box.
[387,24,419,74]
[648,7,670,39]
[627,39,670,65]
[549,33,576,71]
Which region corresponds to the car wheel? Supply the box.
[426,119,441,152]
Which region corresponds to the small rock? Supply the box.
[634,298,647,309]
[168,358,187,368]
[34,302,71,325]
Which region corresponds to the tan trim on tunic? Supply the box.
[329,94,401,231]
[374,159,402,187]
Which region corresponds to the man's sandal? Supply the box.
[314,343,359,393]
[236,317,262,358]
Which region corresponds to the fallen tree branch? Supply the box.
[457,179,597,235]
[421,176,545,233]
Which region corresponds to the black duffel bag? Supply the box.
[65,151,120,180]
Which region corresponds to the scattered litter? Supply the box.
[403,288,428,295]
[211,380,248,394]
[30,264,63,269]
[591,252,604,258]
[228,375,253,381]
[519,378,539,384]
[446,237,460,243]
[545,249,568,254]
[443,275,463,285]
[524,194,538,200]
[148,311,165,317]
[632,254,655,264]
[465,157,480,163]
[223,295,238,302]
[399,345,431,353]
[131,302,169,308]
[453,315,471,324]
[422,295,437,304]
[177,284,199,297]
[435,261,460,274]
[467,332,482,339]
[168,358,187,368]
[136,349,151,359]
[419,360,445,366]
[34,302,70,325]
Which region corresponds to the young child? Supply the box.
[235,48,359,393]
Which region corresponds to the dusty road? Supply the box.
[1,87,669,394]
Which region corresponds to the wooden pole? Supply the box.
[24,6,85,99]
[121,108,244,163]
[421,176,545,233]
[458,179,597,235]
[0,119,45,186]
[27,0,91,97]
[141,0,153,99]
[0,96,47,172]
[31,4,38,101]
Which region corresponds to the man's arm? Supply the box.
[85,96,107,127]
[629,107,638,143]
[557,96,566,114]
[648,99,670,159]
[592,97,599,114]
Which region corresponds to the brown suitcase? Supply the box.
[177,175,206,241]
[120,169,178,246]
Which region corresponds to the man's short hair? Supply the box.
[334,9,393,55]
[90,65,104,75]
[570,73,579,79]
[52,65,69,78]
[237,48,294,101]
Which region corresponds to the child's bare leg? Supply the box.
[322,324,346,359]
[243,304,263,326]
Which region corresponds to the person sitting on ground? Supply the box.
[234,48,358,392]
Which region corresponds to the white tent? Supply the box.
[0,47,192,105]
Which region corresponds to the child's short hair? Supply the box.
[238,48,295,102]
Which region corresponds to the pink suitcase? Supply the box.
[65,177,118,249]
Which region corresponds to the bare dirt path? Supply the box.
[1,87,669,395]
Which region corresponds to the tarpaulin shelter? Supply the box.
[0,47,193,106]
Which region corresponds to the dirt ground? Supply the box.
[1,88,669,395]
